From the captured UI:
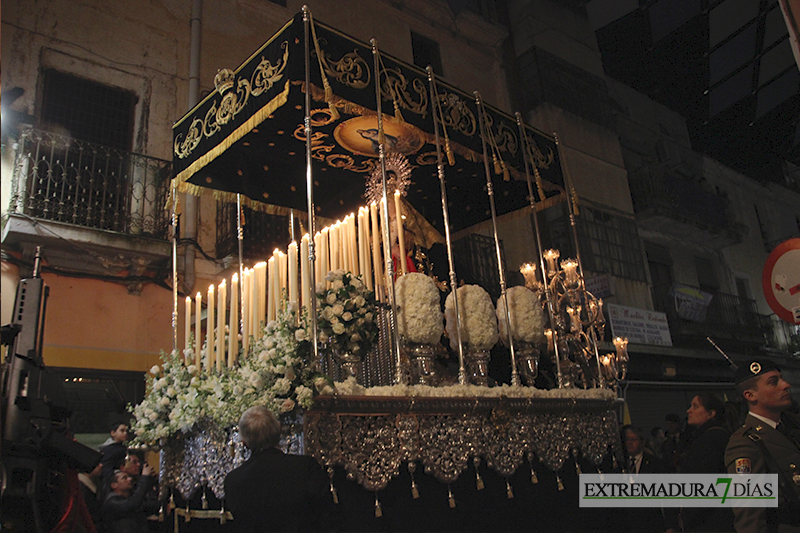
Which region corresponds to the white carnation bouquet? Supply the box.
[316,269,378,357]
[129,306,331,447]
[395,272,443,345]
[496,286,546,346]
[444,284,498,351]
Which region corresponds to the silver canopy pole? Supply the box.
[371,38,405,385]
[515,112,563,387]
[426,67,466,385]
[171,184,179,354]
[474,92,519,386]
[236,193,245,352]
[303,6,320,366]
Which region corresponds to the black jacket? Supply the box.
[679,418,734,531]
[224,448,335,532]
[101,475,155,533]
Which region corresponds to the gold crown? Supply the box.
[214,69,235,94]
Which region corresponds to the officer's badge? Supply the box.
[750,362,761,375]
[736,458,751,474]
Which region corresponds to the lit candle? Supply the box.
[544,329,554,353]
[267,257,276,322]
[520,263,538,289]
[278,250,288,312]
[613,337,629,361]
[370,203,382,288]
[255,262,267,336]
[242,269,251,355]
[229,274,238,367]
[544,249,560,276]
[358,208,372,290]
[320,227,330,280]
[567,306,581,334]
[301,234,310,314]
[348,214,358,275]
[314,231,323,283]
[195,292,202,370]
[184,296,191,357]
[206,284,214,374]
[288,241,298,307]
[394,191,407,275]
[330,222,340,272]
[342,219,351,274]
[216,280,226,372]
[561,258,579,287]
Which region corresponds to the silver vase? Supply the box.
[465,347,491,386]
[516,342,540,386]
[403,343,437,386]
[334,351,362,383]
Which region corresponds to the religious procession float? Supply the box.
[132,8,629,530]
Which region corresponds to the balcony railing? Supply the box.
[629,166,743,242]
[651,282,769,347]
[216,203,292,260]
[7,128,171,239]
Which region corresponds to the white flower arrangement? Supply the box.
[444,284,499,351]
[316,269,378,357]
[129,306,330,447]
[395,273,443,345]
[333,378,616,399]
[496,286,546,346]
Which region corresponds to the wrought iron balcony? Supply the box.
[629,166,744,247]
[6,127,171,239]
[216,203,293,261]
[651,282,769,348]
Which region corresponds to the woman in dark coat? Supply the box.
[679,392,734,532]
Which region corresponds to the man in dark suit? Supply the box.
[725,359,800,533]
[621,425,676,533]
[224,406,335,532]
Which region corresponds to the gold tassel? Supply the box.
[474,457,484,490]
[411,480,420,499]
[493,155,502,175]
[448,486,456,508]
[506,480,514,499]
[168,492,176,512]
[219,503,227,525]
[158,504,164,522]
[445,137,455,166]
[392,99,405,123]
[531,467,539,484]
[533,165,546,203]
[502,161,510,182]
[575,458,582,475]
[201,490,208,509]
[557,475,564,491]
[330,483,339,504]
[374,494,382,518]
[185,504,191,522]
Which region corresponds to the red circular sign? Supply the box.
[762,238,800,324]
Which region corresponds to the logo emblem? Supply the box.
[750,362,761,375]
[736,458,751,474]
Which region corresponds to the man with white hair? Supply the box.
[224,405,334,532]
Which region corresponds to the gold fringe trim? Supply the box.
[172,80,292,187]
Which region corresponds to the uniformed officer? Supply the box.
[725,359,800,533]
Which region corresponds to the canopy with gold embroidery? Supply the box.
[172,12,565,234]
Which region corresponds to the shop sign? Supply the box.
[606,303,672,346]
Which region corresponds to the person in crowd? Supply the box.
[679,392,734,532]
[620,425,676,533]
[100,422,130,486]
[79,462,105,531]
[662,413,692,470]
[725,359,800,533]
[102,464,156,533]
[224,405,335,532]
[650,426,667,459]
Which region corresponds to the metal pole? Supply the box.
[171,184,179,354]
[475,92,519,386]
[372,39,405,385]
[303,6,320,366]
[237,193,245,350]
[426,67,466,386]
[515,112,563,387]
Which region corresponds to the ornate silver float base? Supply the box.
[404,343,437,386]
[465,348,490,386]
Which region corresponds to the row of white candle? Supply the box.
[181,194,408,371]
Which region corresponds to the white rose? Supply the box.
[160,397,171,407]
[342,311,353,322]
[316,282,327,294]
[326,293,337,305]
[333,304,344,316]
[187,365,197,374]
[294,329,306,342]
[332,279,344,291]
[350,333,361,342]
[365,312,373,322]
[150,365,160,375]
[167,387,176,398]
[322,307,335,321]
[332,323,345,335]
